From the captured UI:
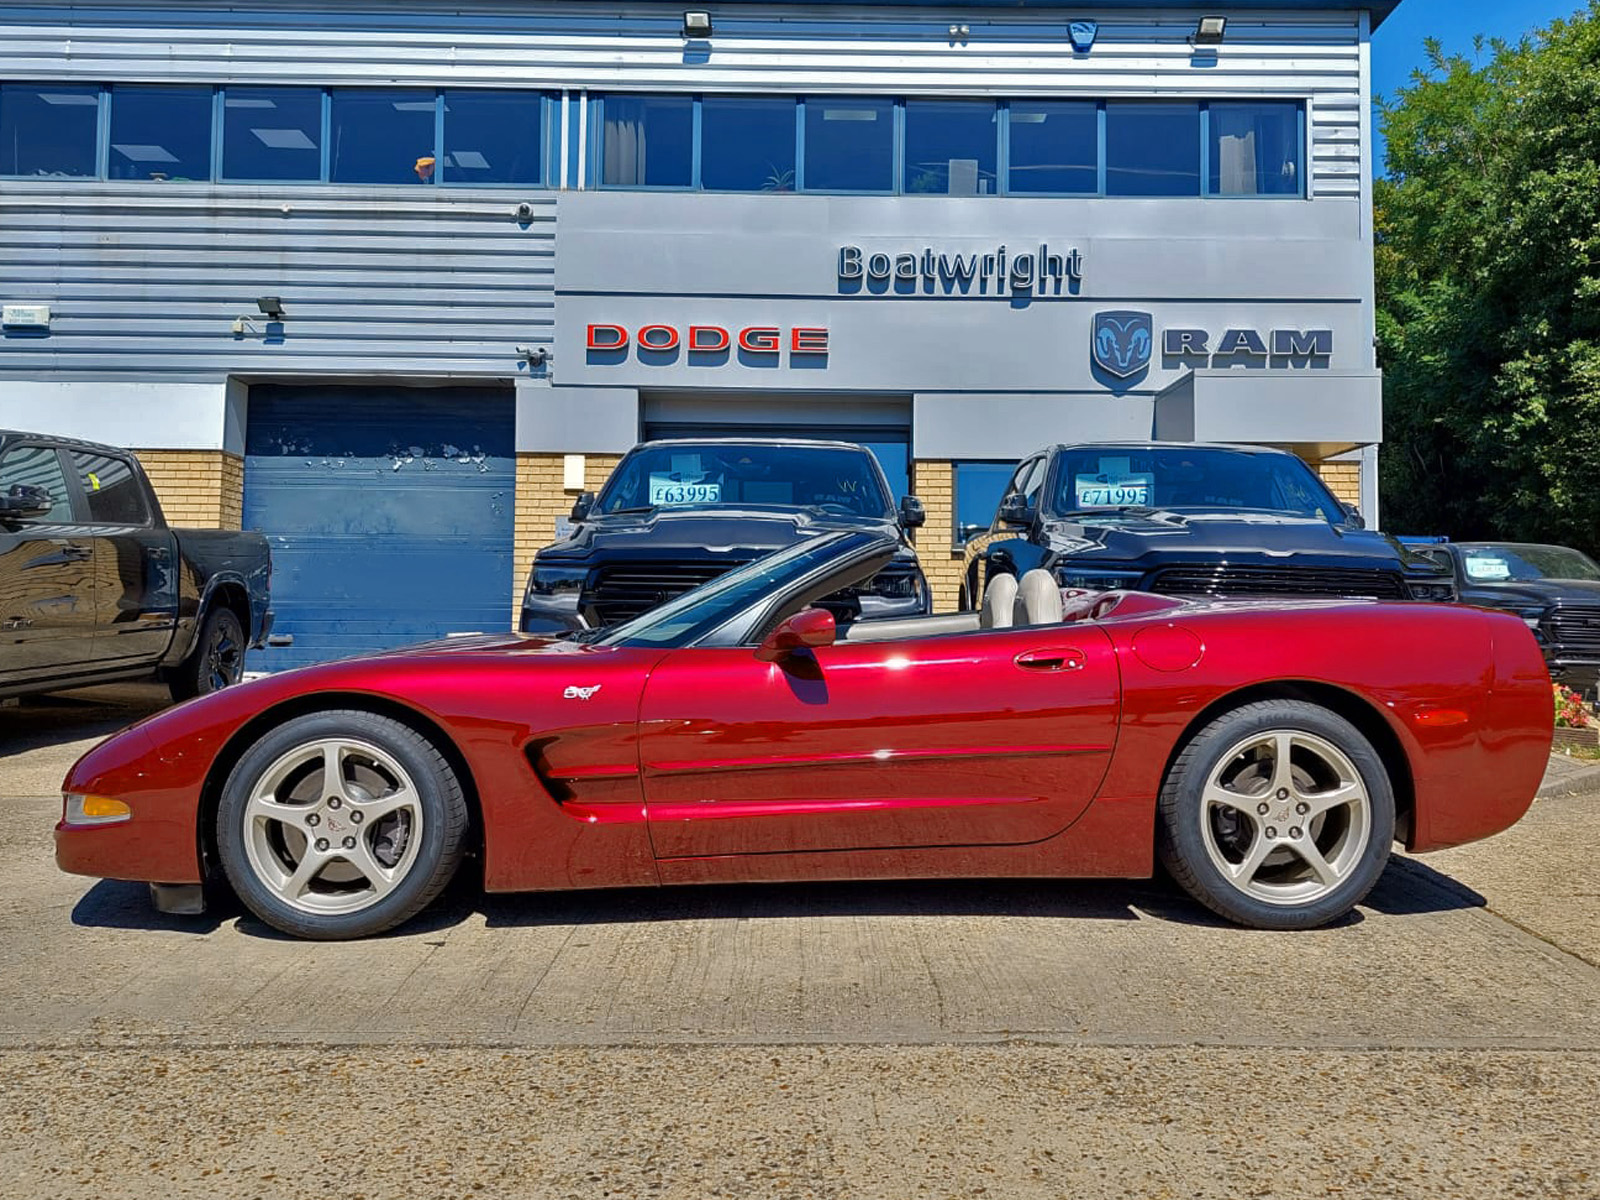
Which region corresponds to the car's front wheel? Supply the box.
[215,710,468,940]
[1157,700,1395,930]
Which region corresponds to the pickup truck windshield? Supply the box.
[1457,544,1600,582]
[595,443,893,519]
[1049,447,1343,523]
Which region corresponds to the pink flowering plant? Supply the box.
[1553,684,1592,729]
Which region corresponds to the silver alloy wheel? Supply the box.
[1198,728,1372,907]
[241,737,425,916]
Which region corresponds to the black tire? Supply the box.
[215,710,468,940]
[169,605,245,701]
[1156,699,1395,931]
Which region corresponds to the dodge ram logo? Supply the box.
[1092,310,1153,379]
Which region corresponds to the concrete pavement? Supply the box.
[1,686,1597,1198]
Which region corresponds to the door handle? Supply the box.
[1014,647,1086,672]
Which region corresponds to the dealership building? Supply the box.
[0,0,1392,667]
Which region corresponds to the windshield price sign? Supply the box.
[1074,473,1153,508]
[648,476,722,506]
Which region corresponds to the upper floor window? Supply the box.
[904,100,997,195]
[601,94,692,188]
[223,87,322,182]
[803,97,894,192]
[1008,101,1097,195]
[1210,101,1301,196]
[1106,102,1200,196]
[443,90,544,185]
[0,84,99,177]
[331,90,437,184]
[109,85,213,182]
[702,96,795,191]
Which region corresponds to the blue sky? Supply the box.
[1371,0,1586,169]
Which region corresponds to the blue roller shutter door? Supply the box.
[244,385,515,671]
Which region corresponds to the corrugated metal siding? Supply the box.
[0,185,555,379]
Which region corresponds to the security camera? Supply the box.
[514,202,534,221]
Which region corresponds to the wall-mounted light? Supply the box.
[517,345,550,367]
[256,295,286,319]
[1190,15,1227,46]
[948,23,970,40]
[682,10,712,38]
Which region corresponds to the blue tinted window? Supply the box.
[330,91,437,184]
[1105,102,1200,197]
[0,84,99,178]
[954,463,1014,544]
[109,86,213,182]
[803,97,893,192]
[1209,101,1300,196]
[600,94,692,187]
[222,88,321,181]
[701,96,796,192]
[443,90,543,185]
[904,100,997,195]
[1008,101,1096,194]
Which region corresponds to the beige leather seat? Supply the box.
[1015,569,1065,626]
[980,573,1017,628]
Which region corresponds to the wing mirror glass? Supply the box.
[569,490,596,522]
[755,607,836,663]
[998,493,1035,527]
[1339,501,1365,529]
[0,484,52,520]
[898,495,925,529]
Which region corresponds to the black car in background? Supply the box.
[1407,541,1600,694]
[961,442,1454,609]
[0,430,273,701]
[520,438,929,633]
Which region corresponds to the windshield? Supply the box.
[1457,544,1600,583]
[595,442,893,519]
[590,531,888,648]
[1048,447,1343,522]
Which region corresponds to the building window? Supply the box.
[1105,101,1201,196]
[701,96,796,191]
[903,100,997,196]
[802,97,894,192]
[953,462,1016,546]
[222,87,322,182]
[1007,101,1097,195]
[330,90,437,184]
[1209,101,1301,196]
[0,84,100,178]
[600,94,693,188]
[442,90,543,185]
[109,86,213,182]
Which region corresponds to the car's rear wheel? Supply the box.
[1157,700,1394,930]
[215,710,467,940]
[168,606,245,701]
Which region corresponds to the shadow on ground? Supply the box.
[0,684,169,756]
[69,855,1485,942]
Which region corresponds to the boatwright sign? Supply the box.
[838,243,1085,296]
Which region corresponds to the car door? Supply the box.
[639,621,1120,859]
[0,443,98,680]
[66,448,179,668]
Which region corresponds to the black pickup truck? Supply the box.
[520,438,929,632]
[0,430,272,701]
[962,442,1455,609]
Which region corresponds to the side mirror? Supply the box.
[998,493,1035,528]
[755,607,836,663]
[898,495,925,529]
[569,491,596,522]
[0,485,52,520]
[1339,501,1365,529]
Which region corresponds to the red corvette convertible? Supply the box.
[56,531,1552,940]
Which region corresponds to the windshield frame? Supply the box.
[592,440,896,520]
[586,530,897,649]
[1042,446,1347,524]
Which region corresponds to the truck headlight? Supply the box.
[1513,607,1546,629]
[1056,567,1145,590]
[869,570,927,603]
[1406,580,1457,602]
[527,564,587,599]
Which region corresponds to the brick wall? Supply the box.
[909,459,965,614]
[512,452,623,618]
[1316,460,1362,506]
[133,450,243,529]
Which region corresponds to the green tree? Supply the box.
[1376,4,1600,551]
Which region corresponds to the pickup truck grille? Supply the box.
[1549,605,1600,655]
[1148,565,1410,601]
[584,562,734,625]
